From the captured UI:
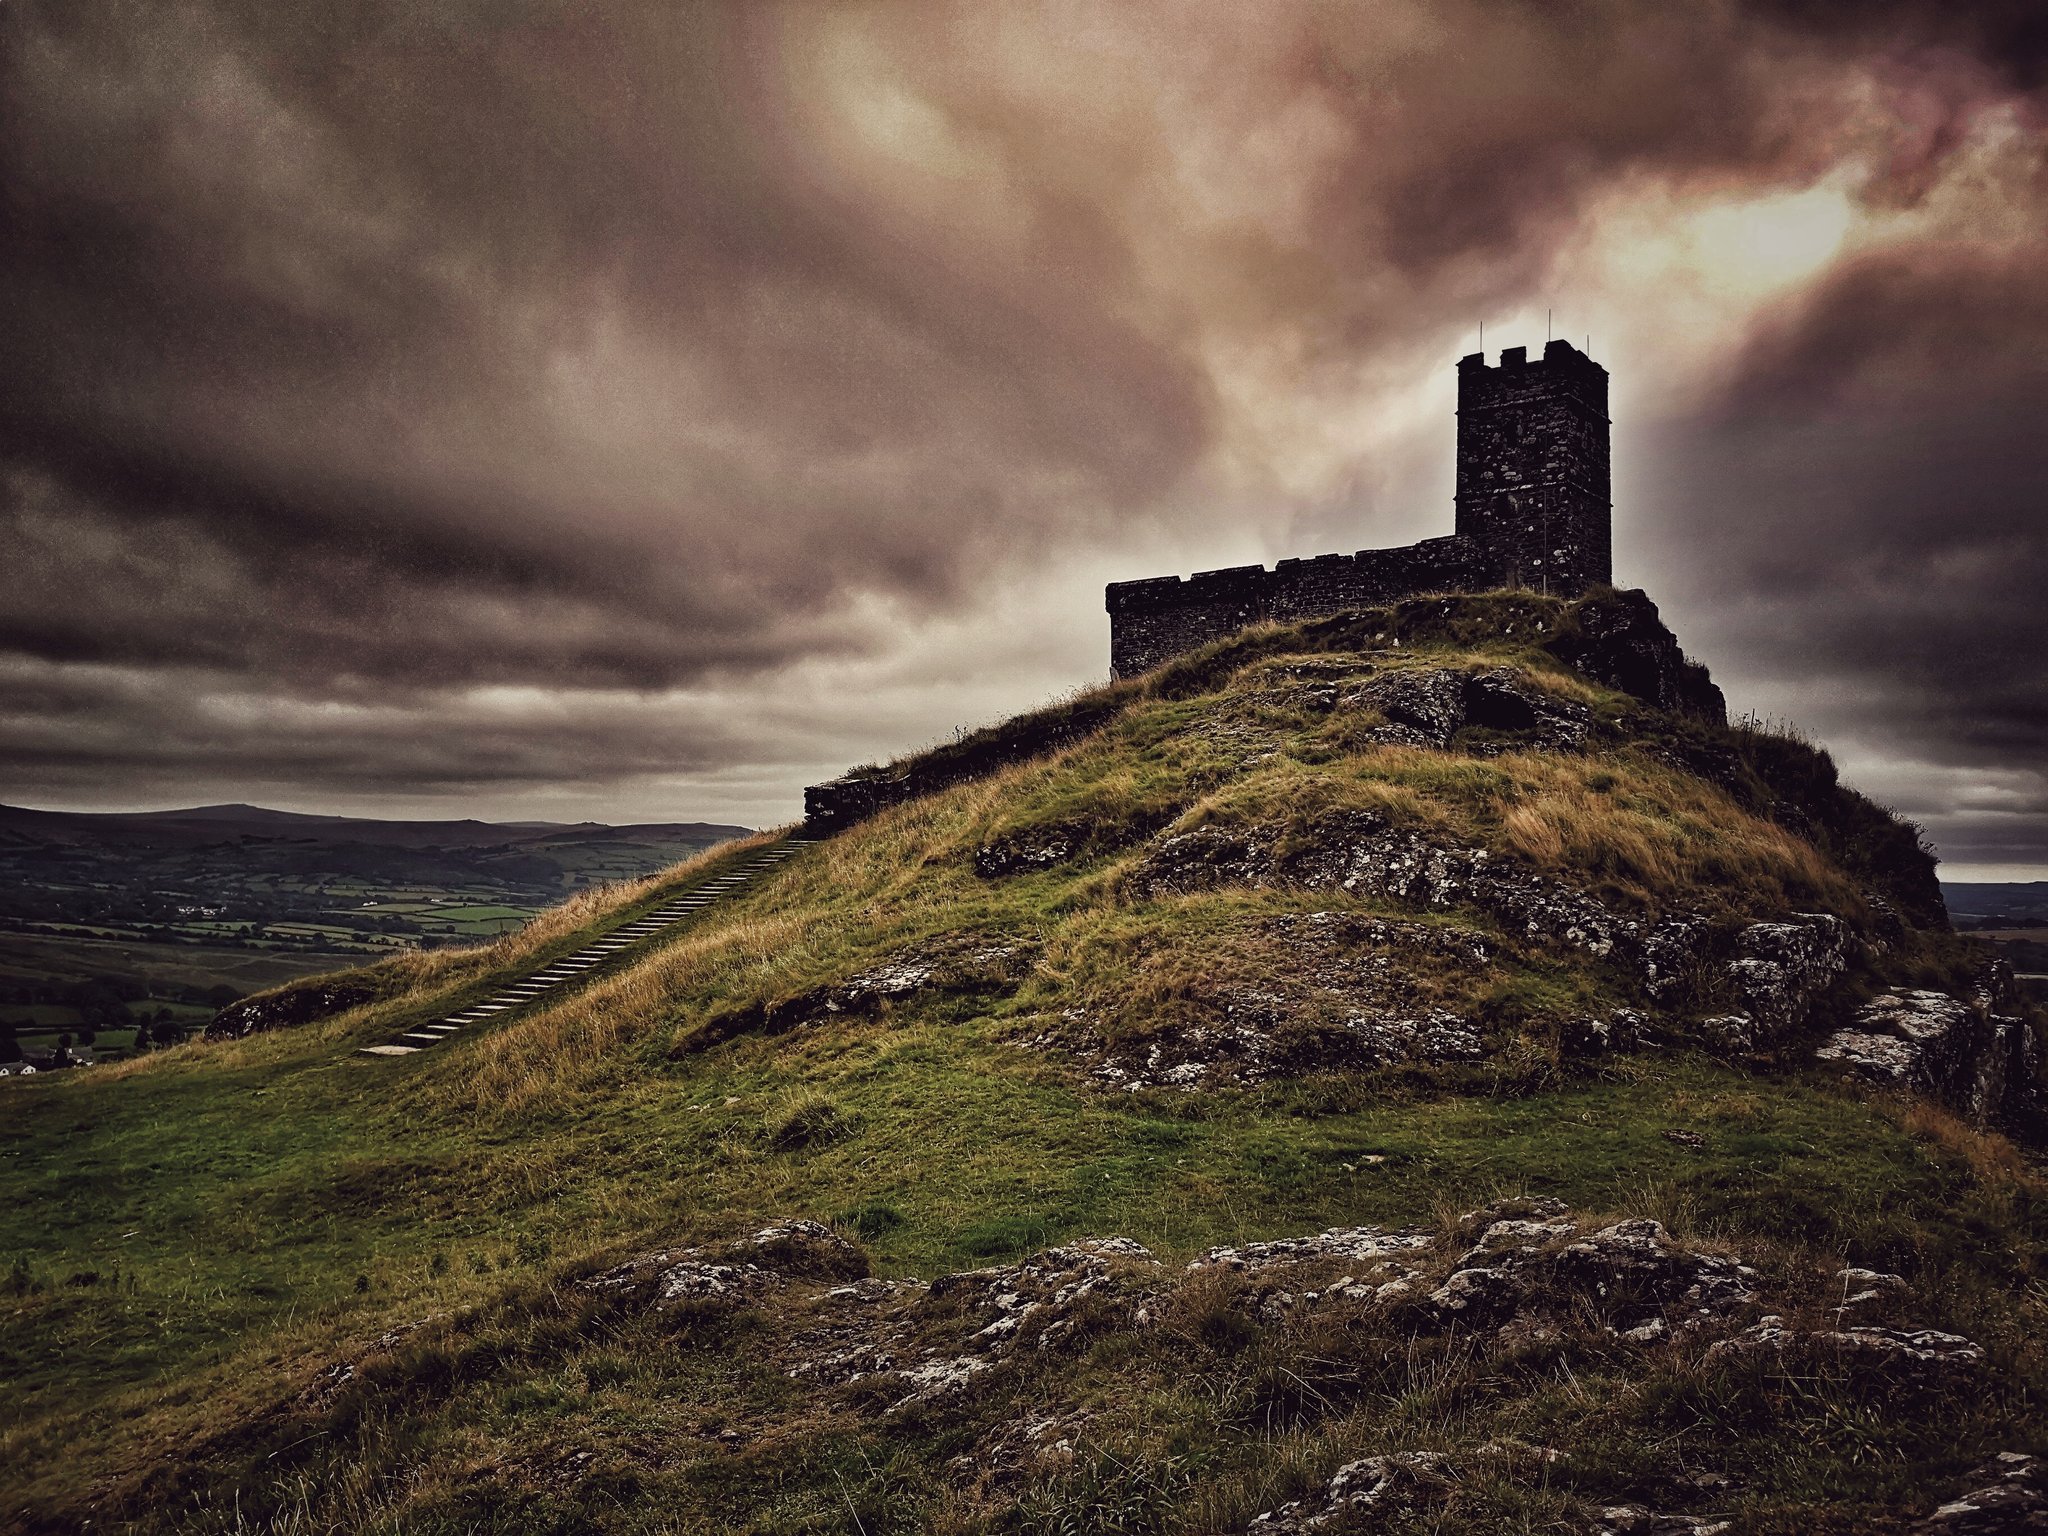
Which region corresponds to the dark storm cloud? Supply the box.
[1,0,2044,858]
[1637,236,2048,870]
[0,2,1210,688]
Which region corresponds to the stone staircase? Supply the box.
[358,837,817,1057]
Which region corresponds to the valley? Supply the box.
[0,804,749,1065]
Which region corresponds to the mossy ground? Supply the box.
[2,598,2041,1533]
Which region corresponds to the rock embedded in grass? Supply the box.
[1915,1452,2047,1533]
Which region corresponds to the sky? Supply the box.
[1,2,2045,879]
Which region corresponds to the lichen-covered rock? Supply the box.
[1638,916,1713,1004]
[1915,1452,2048,1533]
[1815,983,2047,1130]
[1835,1266,1911,1308]
[578,1220,867,1308]
[1246,1451,1451,1533]
[785,1237,1164,1414]
[1697,1014,1757,1053]
[1424,1215,1757,1337]
[1725,915,1848,1038]
[1816,1029,1923,1082]
[1461,667,1594,749]
[1190,1226,1434,1276]
[206,977,380,1041]
[732,1220,870,1280]
[679,940,1033,1053]
[1344,667,1466,747]
[974,830,1078,877]
[579,1250,779,1309]
[1140,811,1632,959]
[1296,817,1631,957]
[1707,1316,1983,1379]
[1817,989,1974,1093]
[1026,910,1494,1090]
[1591,1507,1731,1535]
[1337,665,1593,753]
[494,1208,2000,1527]
[1566,1008,1648,1054]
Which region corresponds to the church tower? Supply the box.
[1454,339,1611,595]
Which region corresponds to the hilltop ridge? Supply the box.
[2,590,2044,1534]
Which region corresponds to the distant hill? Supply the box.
[1943,880,2048,927]
[0,802,752,851]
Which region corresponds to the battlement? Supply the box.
[1456,339,1608,419]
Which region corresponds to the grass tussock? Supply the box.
[1487,755,1856,914]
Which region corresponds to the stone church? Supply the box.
[1106,339,1612,677]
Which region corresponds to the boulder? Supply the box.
[1592,1508,1731,1535]
[1915,1452,2048,1533]
[1246,1451,1451,1533]
[1725,916,1848,1038]
[1343,667,1466,747]
[1708,1315,1983,1380]
[1461,667,1594,749]
[1815,983,2047,1129]
[1423,1213,1757,1338]
[206,977,380,1041]
[578,1220,868,1309]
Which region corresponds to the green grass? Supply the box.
[0,596,2040,1533]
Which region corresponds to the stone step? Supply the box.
[366,835,815,1060]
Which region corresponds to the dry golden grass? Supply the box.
[1900,1099,2041,1193]
[1489,759,1855,913]
[430,910,807,1116]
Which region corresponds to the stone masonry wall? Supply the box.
[1106,535,1501,680]
[1454,339,1611,594]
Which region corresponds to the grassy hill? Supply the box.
[2,592,2043,1535]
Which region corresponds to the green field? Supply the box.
[0,820,750,1045]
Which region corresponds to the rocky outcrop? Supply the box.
[1340,664,1594,753]
[1815,977,2046,1129]
[675,941,1033,1055]
[1246,1451,1452,1533]
[1707,1316,1984,1377]
[1544,588,1726,724]
[1346,667,1467,747]
[294,1204,1988,1531]
[206,976,381,1041]
[577,1219,869,1312]
[1724,915,1849,1036]
[783,1236,1160,1413]
[1914,1452,2048,1533]
[1140,812,1633,958]
[1591,1509,1731,1535]
[1031,911,1494,1090]
[1424,1206,1757,1341]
